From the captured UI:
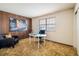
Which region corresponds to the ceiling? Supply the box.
[0,3,75,18]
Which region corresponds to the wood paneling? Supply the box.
[0,11,32,39]
[0,12,2,34]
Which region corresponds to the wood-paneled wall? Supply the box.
[0,11,32,39]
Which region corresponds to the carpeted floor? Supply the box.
[0,38,77,56]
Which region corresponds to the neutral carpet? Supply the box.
[0,38,77,56]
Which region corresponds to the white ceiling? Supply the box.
[0,3,75,18]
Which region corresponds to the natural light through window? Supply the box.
[39,17,56,31]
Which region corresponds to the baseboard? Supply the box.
[45,39,73,47]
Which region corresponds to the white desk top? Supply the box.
[29,33,46,37]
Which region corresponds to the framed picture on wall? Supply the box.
[9,17,28,32]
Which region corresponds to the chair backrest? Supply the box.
[39,30,45,34]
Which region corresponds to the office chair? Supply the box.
[38,30,46,43]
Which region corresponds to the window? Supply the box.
[39,19,46,30]
[47,17,56,31]
[39,17,56,31]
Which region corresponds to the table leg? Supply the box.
[34,37,36,42]
[44,37,45,46]
[29,36,31,44]
[34,37,36,47]
[38,37,40,48]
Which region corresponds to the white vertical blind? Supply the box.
[39,19,46,30]
[47,17,56,31]
[39,17,56,31]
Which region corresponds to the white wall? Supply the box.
[32,9,74,45]
[76,9,79,55]
[74,3,79,55]
[73,4,77,48]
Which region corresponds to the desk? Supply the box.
[29,33,46,48]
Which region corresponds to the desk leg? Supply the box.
[44,37,45,46]
[38,37,40,48]
[34,37,36,47]
[29,36,31,44]
[34,37,36,42]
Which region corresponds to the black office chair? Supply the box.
[39,30,45,34]
[38,30,45,43]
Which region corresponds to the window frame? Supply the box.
[39,17,56,32]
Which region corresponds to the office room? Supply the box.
[0,1,79,56]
